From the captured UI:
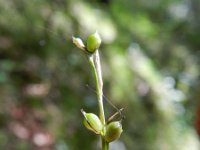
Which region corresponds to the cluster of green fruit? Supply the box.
[73,31,102,53]
[81,109,123,143]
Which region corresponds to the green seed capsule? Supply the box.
[86,31,101,53]
[81,110,103,134]
[105,121,123,142]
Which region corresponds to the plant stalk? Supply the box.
[102,138,109,150]
[88,50,109,150]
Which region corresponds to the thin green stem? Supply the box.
[88,51,105,124]
[102,137,109,150]
[88,50,108,150]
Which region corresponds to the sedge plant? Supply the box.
[73,31,123,150]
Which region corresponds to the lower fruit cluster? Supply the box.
[81,110,123,143]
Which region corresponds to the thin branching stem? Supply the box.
[88,50,109,150]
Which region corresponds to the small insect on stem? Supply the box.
[107,108,125,123]
[85,84,125,123]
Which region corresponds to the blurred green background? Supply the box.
[0,0,200,149]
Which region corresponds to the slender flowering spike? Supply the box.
[72,37,86,50]
[86,31,101,53]
[105,121,123,143]
[81,109,103,134]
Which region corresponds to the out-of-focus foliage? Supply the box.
[0,0,200,149]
